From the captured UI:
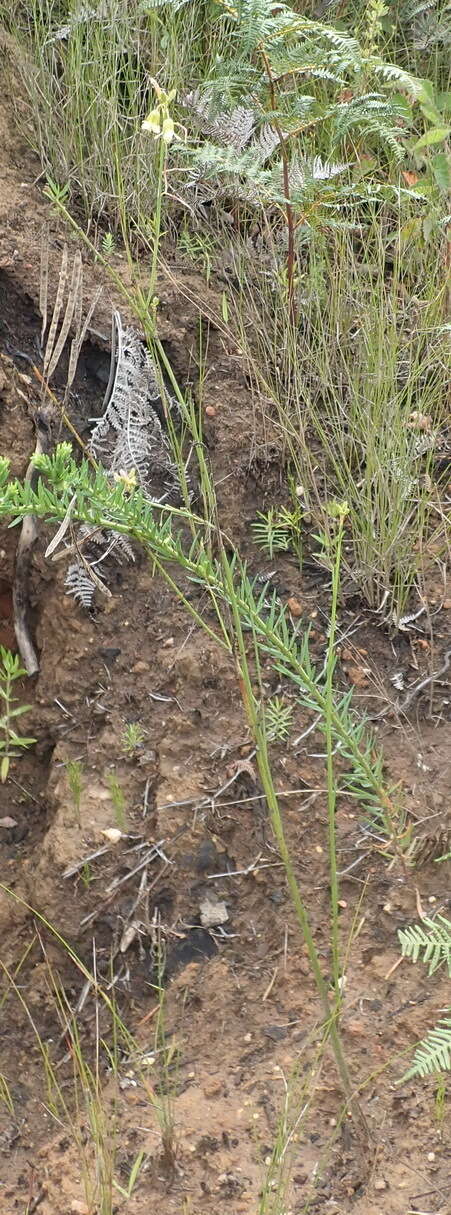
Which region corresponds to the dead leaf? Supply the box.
[402,170,419,187]
[226,757,257,782]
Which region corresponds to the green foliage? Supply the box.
[174,0,429,230]
[399,915,451,1079]
[66,759,83,826]
[251,504,302,559]
[101,231,116,257]
[399,915,451,976]
[107,771,127,830]
[122,722,146,754]
[0,648,36,783]
[0,445,406,847]
[264,695,294,741]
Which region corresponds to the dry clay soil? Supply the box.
[0,86,451,1215]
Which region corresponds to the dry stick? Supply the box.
[13,412,52,675]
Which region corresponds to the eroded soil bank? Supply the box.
[0,90,450,1215]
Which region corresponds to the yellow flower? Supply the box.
[142,109,161,135]
[114,468,138,494]
[162,116,175,144]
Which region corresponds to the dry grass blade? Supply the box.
[43,243,68,380]
[39,223,49,347]
[46,249,83,381]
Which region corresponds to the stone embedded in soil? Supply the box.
[203,1077,223,1098]
[286,595,303,617]
[200,897,229,928]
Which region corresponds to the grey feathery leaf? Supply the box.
[89,315,178,490]
[183,90,256,151]
[65,563,96,608]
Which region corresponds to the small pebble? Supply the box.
[205,405,216,418]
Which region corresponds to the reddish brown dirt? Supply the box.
[0,79,450,1215]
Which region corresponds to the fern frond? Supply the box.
[65,563,97,608]
[183,89,256,150]
[89,313,179,494]
[399,915,451,976]
[370,59,427,100]
[403,1018,451,1079]
[236,0,293,53]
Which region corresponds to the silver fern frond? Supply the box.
[89,313,179,492]
[65,563,97,608]
[183,89,256,151]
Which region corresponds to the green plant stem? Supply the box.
[325,516,345,1003]
[218,549,368,1135]
[148,136,166,308]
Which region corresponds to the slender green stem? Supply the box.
[218,551,367,1134]
[324,514,346,1003]
[147,136,166,308]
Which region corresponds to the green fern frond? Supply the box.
[235,0,293,53]
[399,915,451,976]
[370,58,427,99]
[403,1018,451,1079]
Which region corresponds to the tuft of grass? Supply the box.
[66,759,83,826]
[106,771,128,831]
[227,213,449,620]
[122,722,146,754]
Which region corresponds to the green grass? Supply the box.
[227,211,449,618]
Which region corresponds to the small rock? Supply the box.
[99,647,121,664]
[205,405,216,418]
[346,664,370,687]
[132,660,150,673]
[203,1077,222,1098]
[101,828,123,844]
[199,897,228,928]
[374,1178,388,1191]
[286,596,302,617]
[264,1025,287,1042]
[346,1018,365,1038]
